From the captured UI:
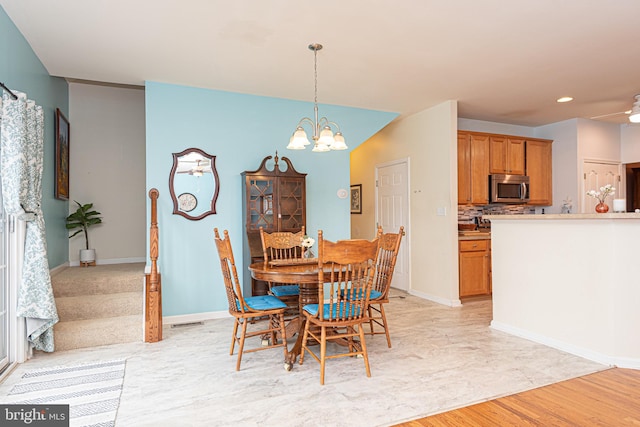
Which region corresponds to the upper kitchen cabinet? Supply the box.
[489,136,525,175]
[458,131,489,205]
[526,138,553,205]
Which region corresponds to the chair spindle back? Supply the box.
[372,226,404,298]
[214,228,247,314]
[317,231,379,322]
[260,226,305,262]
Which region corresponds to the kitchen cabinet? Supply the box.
[458,130,553,206]
[459,239,491,298]
[457,132,490,205]
[490,136,525,175]
[526,138,553,205]
[241,153,306,295]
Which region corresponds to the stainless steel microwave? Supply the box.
[489,174,530,204]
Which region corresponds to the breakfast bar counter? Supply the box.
[485,213,640,370]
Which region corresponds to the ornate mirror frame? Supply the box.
[169,148,220,220]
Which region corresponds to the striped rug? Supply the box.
[6,359,126,427]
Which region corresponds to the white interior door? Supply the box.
[582,161,621,213]
[376,159,410,291]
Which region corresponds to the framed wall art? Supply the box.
[55,108,70,200]
[350,184,362,214]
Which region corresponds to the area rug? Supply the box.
[6,359,126,427]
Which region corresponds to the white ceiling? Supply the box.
[2,0,640,127]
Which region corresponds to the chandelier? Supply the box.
[286,43,347,152]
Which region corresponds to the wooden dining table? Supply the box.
[248,259,324,369]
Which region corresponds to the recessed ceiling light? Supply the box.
[557,96,573,103]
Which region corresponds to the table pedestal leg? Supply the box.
[285,281,318,367]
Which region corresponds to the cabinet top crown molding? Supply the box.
[242,151,307,177]
[458,130,553,143]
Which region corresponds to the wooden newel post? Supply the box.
[145,188,163,342]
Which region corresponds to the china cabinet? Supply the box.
[241,153,306,295]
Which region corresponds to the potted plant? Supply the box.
[66,201,103,264]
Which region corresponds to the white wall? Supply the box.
[68,83,146,263]
[537,119,578,214]
[352,101,459,305]
[576,118,621,162]
[458,118,536,137]
[621,124,640,163]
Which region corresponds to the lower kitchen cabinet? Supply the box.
[459,239,491,298]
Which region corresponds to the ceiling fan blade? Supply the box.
[590,110,629,120]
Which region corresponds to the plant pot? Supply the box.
[79,249,96,263]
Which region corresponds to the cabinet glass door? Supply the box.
[278,178,305,231]
[248,177,275,231]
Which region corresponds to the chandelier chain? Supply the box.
[314,48,318,106]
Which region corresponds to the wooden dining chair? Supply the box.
[299,231,379,385]
[259,226,305,315]
[368,226,404,348]
[214,228,288,371]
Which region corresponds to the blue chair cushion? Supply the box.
[339,288,382,300]
[271,284,300,297]
[238,295,287,311]
[370,289,383,300]
[303,302,362,319]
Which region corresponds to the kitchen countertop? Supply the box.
[485,212,640,220]
[458,231,491,241]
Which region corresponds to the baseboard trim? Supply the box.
[163,311,230,326]
[50,262,70,276]
[68,257,146,267]
[408,289,462,307]
[490,320,639,369]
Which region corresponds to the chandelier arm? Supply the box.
[296,117,314,127]
[319,119,342,133]
[296,117,319,140]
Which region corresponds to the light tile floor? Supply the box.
[0,291,607,426]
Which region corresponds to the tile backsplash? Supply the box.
[458,204,536,223]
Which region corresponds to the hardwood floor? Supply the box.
[394,368,640,426]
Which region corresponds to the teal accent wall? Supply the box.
[0,7,69,268]
[146,81,397,316]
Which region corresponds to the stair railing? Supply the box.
[145,188,163,342]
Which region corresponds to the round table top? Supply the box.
[248,260,322,284]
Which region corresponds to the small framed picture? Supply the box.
[350,184,362,214]
[55,108,70,200]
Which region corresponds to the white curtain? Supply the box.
[0,90,58,352]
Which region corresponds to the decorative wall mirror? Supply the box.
[169,148,220,220]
